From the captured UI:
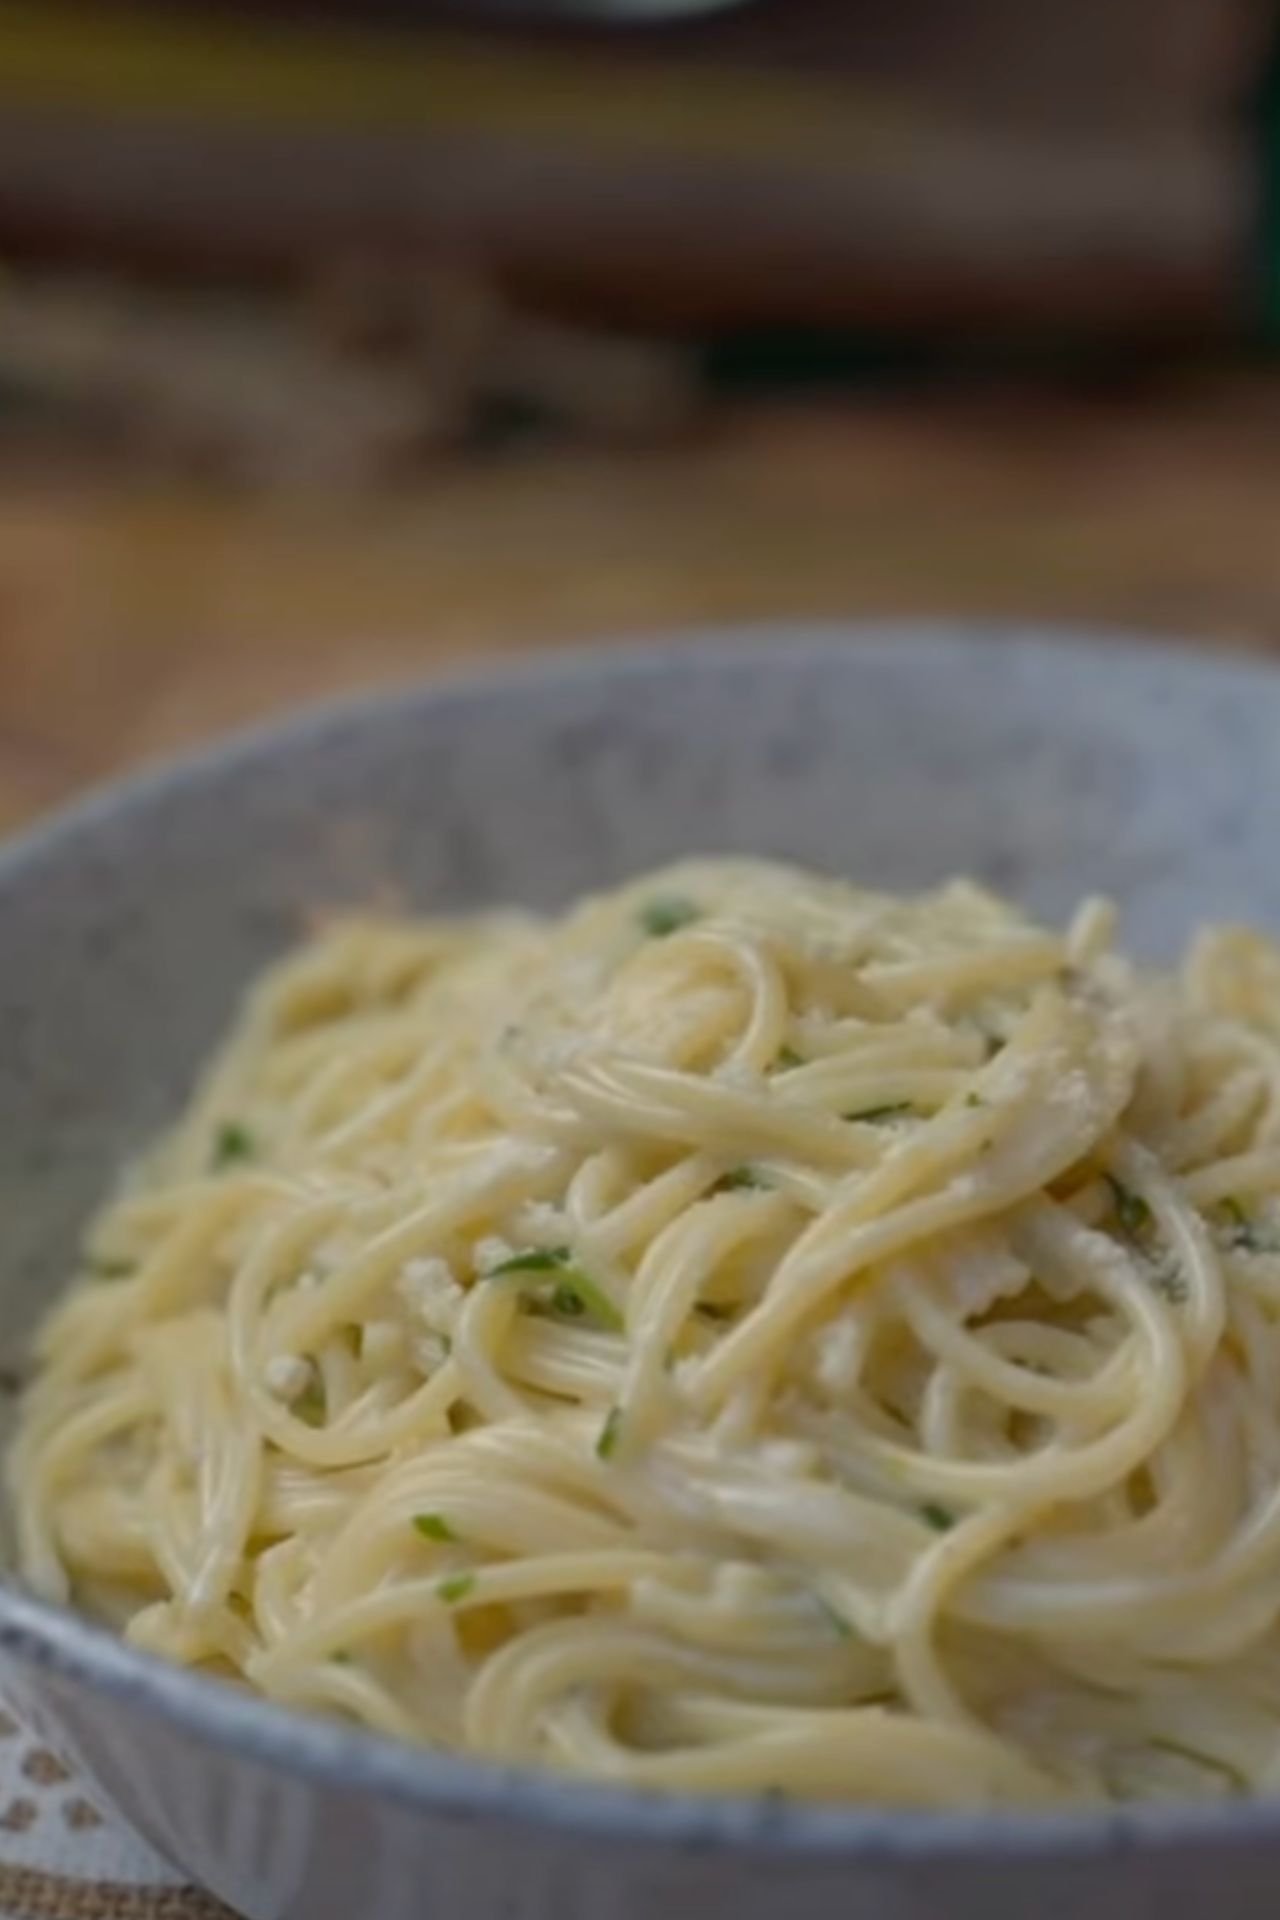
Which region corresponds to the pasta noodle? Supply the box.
[15,858,1280,1808]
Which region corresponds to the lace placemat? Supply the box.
[0,1702,230,1920]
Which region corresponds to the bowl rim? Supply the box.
[5,617,1280,1863]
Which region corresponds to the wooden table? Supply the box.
[4,376,1280,835]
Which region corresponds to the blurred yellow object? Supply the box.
[0,1,897,162]
[0,0,1257,332]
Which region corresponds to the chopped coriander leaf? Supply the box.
[715,1166,771,1192]
[921,1502,955,1532]
[437,1573,476,1604]
[846,1102,915,1125]
[1105,1175,1152,1239]
[491,1247,571,1275]
[774,1045,804,1071]
[1220,1198,1280,1254]
[596,1406,623,1460]
[212,1121,256,1170]
[88,1255,134,1280]
[413,1513,458,1543]
[638,895,700,939]
[1150,1259,1189,1305]
[332,1651,353,1666]
[491,1247,624,1331]
[963,1092,984,1109]
[546,1272,624,1331]
[815,1594,853,1639]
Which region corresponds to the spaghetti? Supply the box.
[15,859,1280,1807]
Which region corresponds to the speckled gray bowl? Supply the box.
[5,624,1280,1920]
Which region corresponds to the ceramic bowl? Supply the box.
[4,625,1280,1920]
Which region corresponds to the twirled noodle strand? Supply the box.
[15,861,1280,1807]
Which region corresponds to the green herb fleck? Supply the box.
[332,1651,353,1666]
[715,1166,771,1193]
[596,1406,623,1460]
[413,1512,458,1543]
[492,1246,571,1275]
[1220,1198,1280,1254]
[1149,1258,1189,1306]
[212,1121,256,1170]
[88,1255,135,1281]
[491,1247,623,1330]
[549,1273,624,1331]
[921,1502,955,1532]
[1105,1175,1152,1240]
[963,1092,984,1109]
[695,1300,735,1322]
[846,1102,916,1125]
[638,896,700,939]
[437,1573,476,1605]
[774,1046,804,1071]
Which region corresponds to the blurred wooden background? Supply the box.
[4,373,1280,836]
[0,0,1277,838]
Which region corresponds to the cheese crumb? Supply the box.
[263,1355,312,1402]
[473,1236,515,1276]
[397,1256,464,1335]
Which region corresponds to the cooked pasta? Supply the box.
[15,858,1280,1808]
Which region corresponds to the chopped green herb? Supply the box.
[695,1300,736,1322]
[491,1246,571,1275]
[1220,1198,1280,1254]
[846,1102,916,1125]
[490,1247,624,1331]
[1149,1258,1189,1306]
[963,1092,984,1109]
[921,1502,955,1532]
[596,1406,623,1460]
[548,1272,624,1331]
[437,1573,476,1605]
[332,1651,353,1666]
[1105,1175,1152,1239]
[984,1034,1004,1060]
[815,1594,853,1639]
[715,1166,771,1193]
[293,1377,326,1427]
[774,1045,804,1071]
[413,1513,458,1543]
[88,1255,135,1281]
[638,896,700,939]
[212,1121,256,1170]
